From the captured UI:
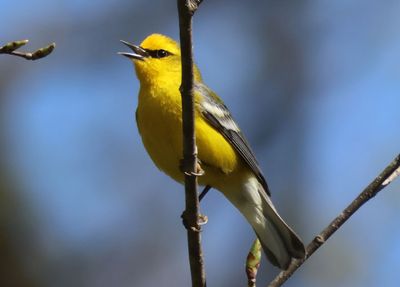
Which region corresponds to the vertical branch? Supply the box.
[268,154,400,287]
[177,1,206,286]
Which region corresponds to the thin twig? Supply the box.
[246,239,262,287]
[177,0,206,287]
[268,154,400,287]
[0,40,55,60]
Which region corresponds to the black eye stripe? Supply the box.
[144,49,172,58]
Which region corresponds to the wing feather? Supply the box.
[195,83,271,196]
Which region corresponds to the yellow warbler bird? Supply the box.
[120,33,305,269]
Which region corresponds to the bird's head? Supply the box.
[120,33,201,85]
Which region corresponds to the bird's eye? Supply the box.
[145,49,172,59]
[155,49,170,58]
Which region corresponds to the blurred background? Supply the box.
[1,1,400,286]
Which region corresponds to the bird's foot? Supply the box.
[179,159,205,177]
[181,210,208,232]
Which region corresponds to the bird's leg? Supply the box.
[199,185,211,202]
[181,185,212,230]
[194,161,205,176]
[180,182,211,231]
[179,145,205,177]
[179,155,210,230]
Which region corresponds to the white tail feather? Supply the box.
[219,175,305,269]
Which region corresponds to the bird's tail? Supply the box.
[220,175,305,270]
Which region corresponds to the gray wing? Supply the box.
[195,83,271,196]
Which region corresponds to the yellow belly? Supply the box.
[136,86,240,188]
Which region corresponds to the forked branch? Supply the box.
[0,40,55,60]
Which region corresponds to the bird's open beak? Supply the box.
[118,40,149,60]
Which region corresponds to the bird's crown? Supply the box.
[140,34,181,56]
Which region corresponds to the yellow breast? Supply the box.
[136,84,240,187]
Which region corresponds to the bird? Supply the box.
[119,33,305,269]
